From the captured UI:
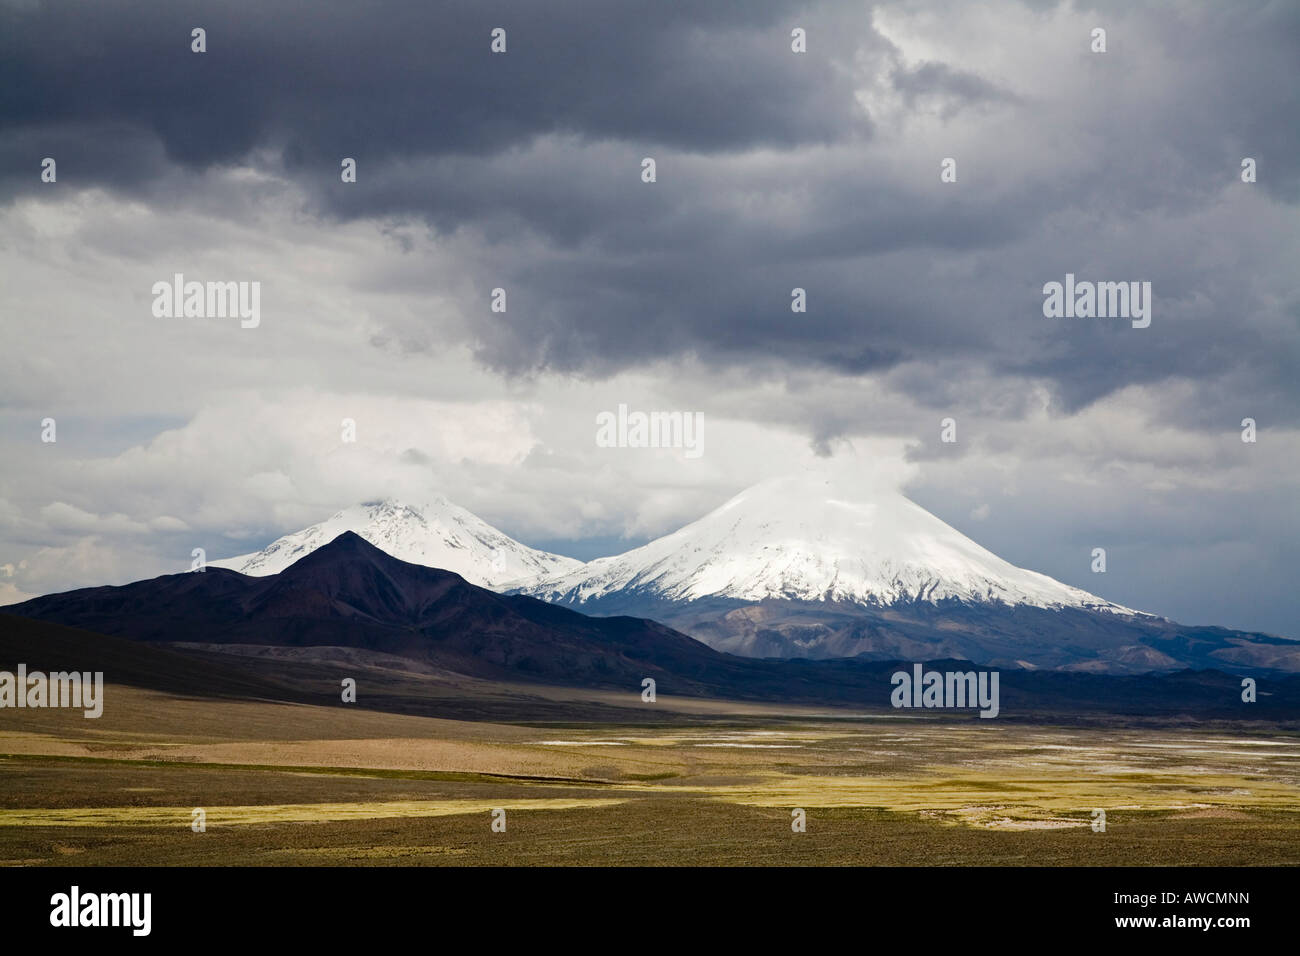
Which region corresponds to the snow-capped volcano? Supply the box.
[210,497,580,588]
[522,473,1131,613]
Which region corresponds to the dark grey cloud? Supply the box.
[4,0,1296,430]
[0,0,866,185]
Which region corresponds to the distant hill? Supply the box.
[9,531,735,693]
[0,613,309,702]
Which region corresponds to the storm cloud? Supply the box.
[0,0,1296,636]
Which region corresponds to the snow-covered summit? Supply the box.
[210,497,581,589]
[521,473,1133,613]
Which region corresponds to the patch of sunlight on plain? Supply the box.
[0,798,628,828]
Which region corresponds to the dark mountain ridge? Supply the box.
[6,532,1299,718]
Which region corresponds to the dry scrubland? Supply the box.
[1,681,1298,865]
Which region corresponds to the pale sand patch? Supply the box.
[982,819,1085,830]
[535,741,627,746]
[922,806,1091,830]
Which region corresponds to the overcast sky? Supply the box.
[1,0,1296,637]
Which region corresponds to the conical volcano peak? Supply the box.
[523,472,1134,613]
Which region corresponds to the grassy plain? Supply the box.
[1,679,1297,865]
